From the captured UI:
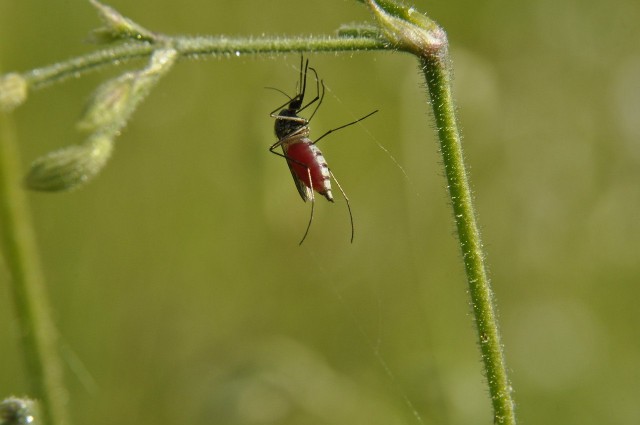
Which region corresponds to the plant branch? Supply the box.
[0,100,69,425]
[366,0,516,423]
[423,53,516,424]
[21,36,386,92]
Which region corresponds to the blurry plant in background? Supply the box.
[1,0,640,425]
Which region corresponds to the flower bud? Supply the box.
[0,73,28,112]
[77,72,135,133]
[25,134,114,192]
[89,0,157,43]
[78,48,177,134]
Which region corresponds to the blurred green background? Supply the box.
[1,0,639,424]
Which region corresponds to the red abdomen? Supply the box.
[285,139,333,200]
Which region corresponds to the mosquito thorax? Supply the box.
[274,107,308,140]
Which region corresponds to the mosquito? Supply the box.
[269,57,378,244]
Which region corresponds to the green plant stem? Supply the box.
[365,0,516,423]
[421,52,516,425]
[22,36,386,91]
[0,108,69,424]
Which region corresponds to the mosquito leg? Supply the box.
[268,145,308,169]
[329,170,354,243]
[312,110,378,146]
[297,67,321,116]
[299,167,315,245]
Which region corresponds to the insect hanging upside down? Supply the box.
[269,57,377,245]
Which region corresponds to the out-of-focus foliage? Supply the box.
[1,1,639,424]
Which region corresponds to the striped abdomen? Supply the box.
[283,138,334,202]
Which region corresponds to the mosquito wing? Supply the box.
[286,159,313,202]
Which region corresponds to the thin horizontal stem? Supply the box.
[23,36,386,90]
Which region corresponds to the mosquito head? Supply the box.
[287,95,304,112]
[271,56,322,140]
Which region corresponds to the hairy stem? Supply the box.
[22,36,386,91]
[0,105,69,424]
[422,52,516,425]
[366,0,516,423]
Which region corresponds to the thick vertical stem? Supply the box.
[0,112,69,425]
[421,51,516,424]
[364,0,517,420]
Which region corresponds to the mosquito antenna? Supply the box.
[329,170,354,243]
[264,86,292,100]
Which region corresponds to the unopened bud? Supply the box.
[0,73,28,112]
[78,48,177,133]
[89,0,157,43]
[77,72,135,132]
[25,134,114,192]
